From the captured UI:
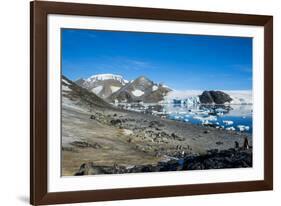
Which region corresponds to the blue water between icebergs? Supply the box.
[165,104,252,134]
[115,103,253,134]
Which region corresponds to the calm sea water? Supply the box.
[164,104,252,133]
[116,103,253,134]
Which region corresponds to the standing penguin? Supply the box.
[243,137,249,150]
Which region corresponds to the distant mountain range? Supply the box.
[75,74,171,103]
[73,73,252,105]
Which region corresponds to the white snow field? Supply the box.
[110,86,121,93]
[164,90,252,105]
[225,90,252,105]
[91,85,103,94]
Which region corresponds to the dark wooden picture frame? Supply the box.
[30,1,273,205]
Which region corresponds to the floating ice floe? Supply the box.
[226,126,236,131]
[193,115,217,122]
[178,111,188,115]
[237,125,250,131]
[152,110,165,115]
[215,108,226,116]
[215,108,227,113]
[202,120,212,125]
[191,109,209,116]
[169,115,181,120]
[223,120,234,125]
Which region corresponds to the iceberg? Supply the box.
[223,120,234,125]
[237,125,250,132]
[226,126,235,131]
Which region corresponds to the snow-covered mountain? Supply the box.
[75,74,128,99]
[87,74,128,84]
[108,76,172,103]
[75,74,172,103]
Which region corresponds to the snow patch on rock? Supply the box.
[237,125,250,131]
[152,85,158,91]
[62,78,71,85]
[62,85,71,92]
[91,86,103,94]
[110,86,121,93]
[132,89,144,97]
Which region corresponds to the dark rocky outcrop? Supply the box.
[74,148,252,175]
[182,148,252,170]
[110,119,122,126]
[199,90,232,104]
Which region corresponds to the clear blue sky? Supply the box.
[62,29,252,90]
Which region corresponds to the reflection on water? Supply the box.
[115,103,252,134]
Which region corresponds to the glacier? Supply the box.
[164,90,252,105]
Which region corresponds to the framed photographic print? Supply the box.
[30,1,273,205]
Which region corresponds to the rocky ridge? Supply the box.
[108,76,171,103]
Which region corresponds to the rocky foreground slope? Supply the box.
[62,76,252,176]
